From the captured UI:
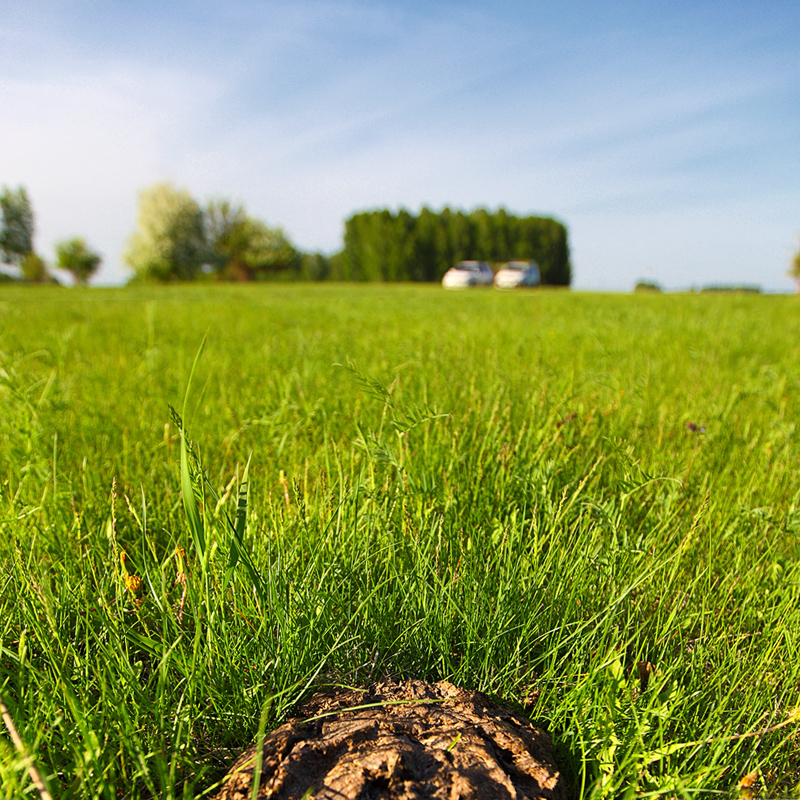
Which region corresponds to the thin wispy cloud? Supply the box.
[0,64,222,279]
[1,0,798,289]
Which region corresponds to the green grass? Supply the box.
[1,283,799,798]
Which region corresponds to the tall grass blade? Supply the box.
[179,334,208,570]
[180,430,206,571]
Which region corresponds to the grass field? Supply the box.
[1,284,799,799]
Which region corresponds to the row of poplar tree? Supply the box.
[2,182,572,285]
[338,208,571,285]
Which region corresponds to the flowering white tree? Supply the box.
[124,183,205,281]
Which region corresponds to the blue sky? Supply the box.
[1,0,798,289]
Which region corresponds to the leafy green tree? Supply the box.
[0,185,34,267]
[203,198,248,275]
[20,252,49,283]
[204,198,300,280]
[791,240,800,292]
[237,219,300,280]
[124,183,205,281]
[299,252,331,281]
[56,237,102,285]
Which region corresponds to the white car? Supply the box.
[494,260,541,289]
[441,260,494,288]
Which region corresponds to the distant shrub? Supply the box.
[701,285,762,293]
[634,280,662,293]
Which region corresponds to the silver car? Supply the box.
[442,260,494,288]
[494,260,541,289]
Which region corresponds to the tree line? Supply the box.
[1,181,574,286]
[336,207,571,284]
[124,186,573,285]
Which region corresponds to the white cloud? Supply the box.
[1,1,797,290]
[0,65,222,283]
